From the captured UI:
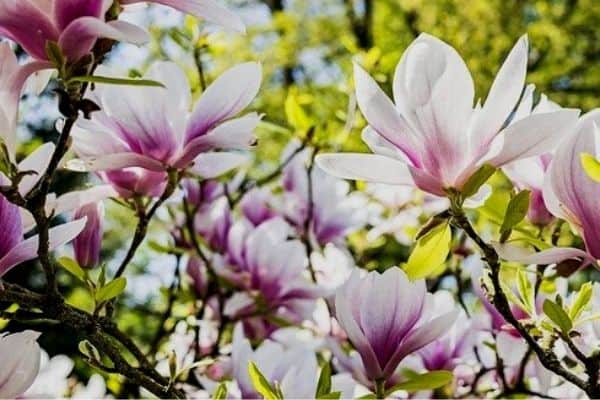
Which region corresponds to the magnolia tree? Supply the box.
[0,1,599,399]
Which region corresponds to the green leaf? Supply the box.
[543,299,573,335]
[319,392,341,399]
[569,282,593,321]
[581,153,600,182]
[356,394,377,399]
[78,339,101,361]
[461,164,496,198]
[58,257,86,281]
[316,363,332,398]
[517,269,535,315]
[248,361,281,399]
[69,75,165,88]
[500,190,530,239]
[95,277,127,303]
[213,383,227,400]
[386,371,453,395]
[284,88,311,130]
[404,222,451,280]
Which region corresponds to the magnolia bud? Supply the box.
[73,203,103,269]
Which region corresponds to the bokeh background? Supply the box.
[3,0,599,395]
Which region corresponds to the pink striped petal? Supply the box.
[58,17,149,61]
[185,62,261,143]
[68,153,165,172]
[122,0,245,33]
[0,218,86,278]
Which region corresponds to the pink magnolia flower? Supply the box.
[230,324,319,399]
[73,202,103,268]
[99,168,167,198]
[494,110,600,268]
[502,85,562,226]
[71,61,260,175]
[335,267,457,383]
[0,330,41,399]
[317,34,579,197]
[282,141,367,246]
[219,218,322,335]
[0,188,86,279]
[0,0,244,64]
[0,0,148,62]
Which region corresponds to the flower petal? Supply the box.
[189,152,249,178]
[17,142,56,196]
[492,241,595,267]
[353,63,418,164]
[67,152,165,172]
[485,109,580,167]
[122,0,245,33]
[54,0,105,31]
[0,218,86,278]
[185,62,261,143]
[469,35,528,145]
[316,153,414,185]
[58,17,149,61]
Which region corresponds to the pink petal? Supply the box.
[486,109,580,167]
[185,62,261,143]
[58,17,149,61]
[0,0,59,60]
[122,0,245,33]
[492,241,595,267]
[469,35,529,146]
[68,152,165,172]
[316,153,414,185]
[54,0,105,31]
[189,152,249,178]
[0,218,87,278]
[353,63,418,165]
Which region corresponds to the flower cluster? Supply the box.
[0,1,599,399]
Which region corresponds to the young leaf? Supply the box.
[517,269,535,315]
[543,299,573,335]
[316,363,332,398]
[461,164,496,198]
[58,257,86,281]
[69,75,165,88]
[386,370,453,395]
[213,383,227,400]
[319,392,342,399]
[500,190,530,240]
[78,339,101,361]
[285,88,311,131]
[96,277,127,303]
[248,361,280,399]
[404,222,451,280]
[569,282,593,321]
[581,153,600,182]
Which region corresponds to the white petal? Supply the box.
[316,153,414,185]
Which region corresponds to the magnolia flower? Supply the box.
[230,324,319,399]
[0,186,86,279]
[24,351,73,398]
[317,34,579,197]
[494,110,600,267]
[0,0,245,64]
[281,141,367,246]
[73,202,104,268]
[502,85,561,226]
[0,330,41,399]
[121,0,246,33]
[100,168,167,198]
[0,0,148,62]
[419,291,473,372]
[219,218,322,336]
[335,267,457,383]
[0,43,52,159]
[71,61,260,176]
